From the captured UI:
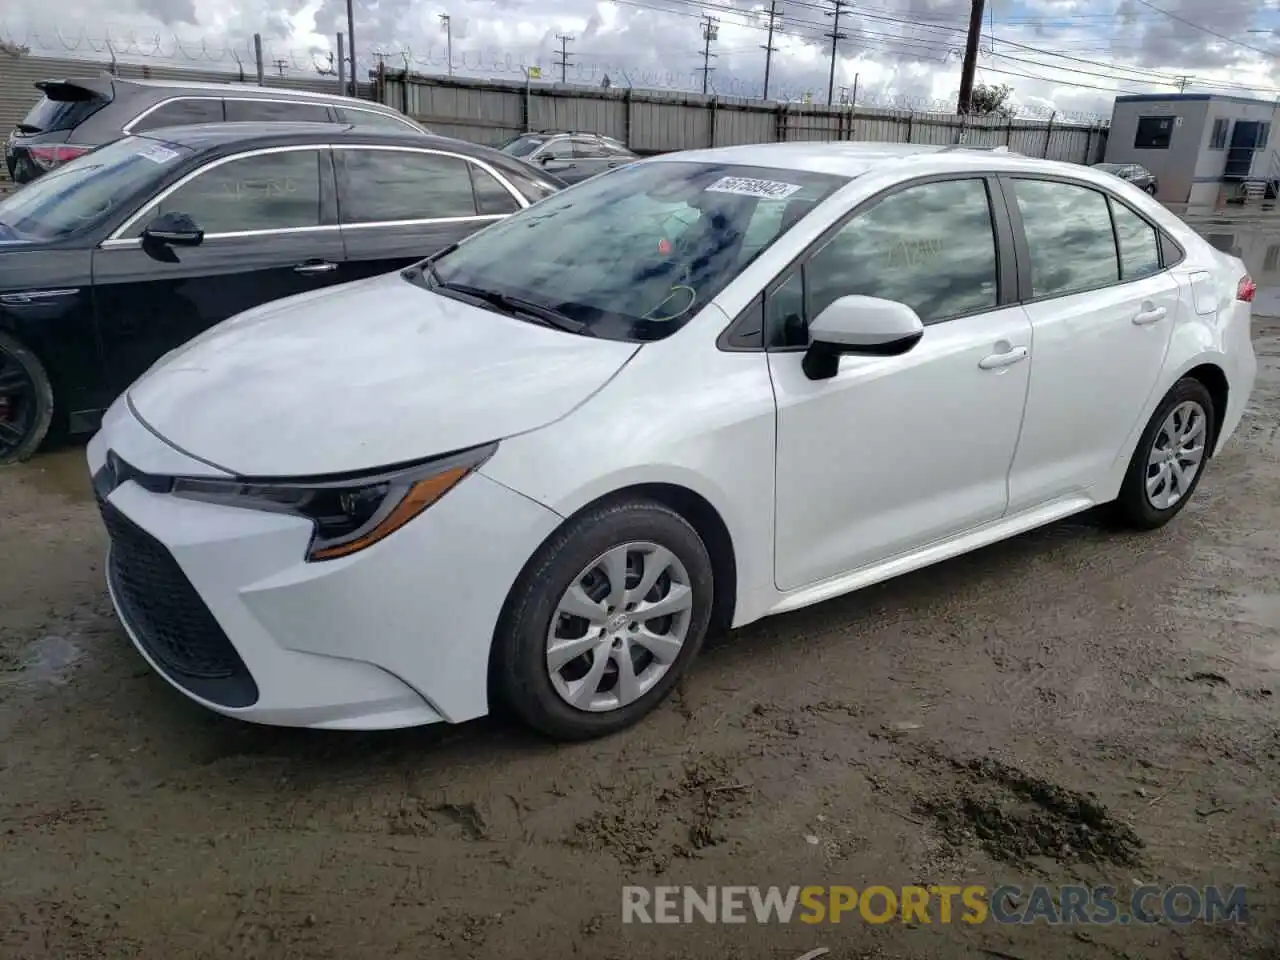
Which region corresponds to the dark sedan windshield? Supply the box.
[428,160,849,341]
[0,136,187,241]
[502,135,547,157]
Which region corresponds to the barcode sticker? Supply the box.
[705,176,803,200]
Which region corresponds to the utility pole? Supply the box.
[697,14,719,95]
[439,14,453,77]
[956,0,986,114]
[345,0,356,96]
[554,34,574,84]
[1175,75,1191,92]
[823,0,850,107]
[253,33,265,86]
[760,0,780,101]
[337,33,345,92]
[272,58,289,78]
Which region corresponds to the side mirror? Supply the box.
[142,212,204,247]
[802,295,924,380]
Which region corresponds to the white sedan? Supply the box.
[87,141,1258,740]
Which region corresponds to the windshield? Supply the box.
[503,135,547,157]
[19,93,106,134]
[0,136,187,242]
[1093,163,1123,174]
[428,161,849,342]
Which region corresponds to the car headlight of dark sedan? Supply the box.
[170,442,497,561]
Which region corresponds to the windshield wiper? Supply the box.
[432,277,592,336]
[404,248,592,336]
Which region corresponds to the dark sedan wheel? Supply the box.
[1145,183,1157,195]
[0,331,54,466]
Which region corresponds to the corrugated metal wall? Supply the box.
[0,53,376,186]
[379,72,1109,163]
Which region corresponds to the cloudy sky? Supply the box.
[3,0,1280,120]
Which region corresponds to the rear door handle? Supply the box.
[978,346,1029,370]
[294,261,338,276]
[1132,304,1167,325]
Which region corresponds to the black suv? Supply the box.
[5,73,428,184]
[499,130,637,184]
[0,122,563,463]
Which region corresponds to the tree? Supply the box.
[970,83,1014,118]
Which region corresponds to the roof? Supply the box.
[1114,93,1280,108]
[106,72,381,108]
[129,122,549,169]
[646,139,1113,182]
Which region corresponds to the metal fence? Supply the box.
[377,71,1110,164]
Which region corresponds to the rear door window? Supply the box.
[1012,179,1120,298]
[131,98,225,133]
[338,149,477,222]
[225,99,332,123]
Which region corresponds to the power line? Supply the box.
[823,0,850,107]
[761,0,780,101]
[696,14,719,94]
[554,33,574,83]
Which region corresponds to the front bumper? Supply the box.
[88,402,562,730]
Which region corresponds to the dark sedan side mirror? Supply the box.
[142,212,204,247]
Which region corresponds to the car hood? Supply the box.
[127,270,641,477]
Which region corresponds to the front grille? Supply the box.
[97,489,258,708]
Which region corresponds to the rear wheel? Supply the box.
[0,331,54,466]
[493,499,714,740]
[1145,183,1157,195]
[1112,378,1215,530]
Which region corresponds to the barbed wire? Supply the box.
[0,20,1109,124]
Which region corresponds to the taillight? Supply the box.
[1237,275,1257,303]
[28,144,90,172]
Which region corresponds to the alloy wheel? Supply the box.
[1146,400,1207,510]
[0,345,37,461]
[546,541,694,712]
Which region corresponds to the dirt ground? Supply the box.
[2,327,1278,960]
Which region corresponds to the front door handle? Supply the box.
[978,345,1029,370]
[294,261,338,276]
[1132,304,1168,325]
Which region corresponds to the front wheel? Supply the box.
[493,499,714,740]
[0,331,55,466]
[1112,378,1215,530]
[1145,183,1158,196]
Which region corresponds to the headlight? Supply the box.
[170,442,497,562]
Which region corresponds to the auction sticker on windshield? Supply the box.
[706,176,803,200]
[139,144,180,165]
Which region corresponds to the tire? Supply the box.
[1112,377,1215,530]
[1145,184,1158,196]
[0,331,55,466]
[493,498,714,741]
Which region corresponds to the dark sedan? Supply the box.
[0,122,564,463]
[1093,162,1159,196]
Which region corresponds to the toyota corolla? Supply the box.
[88,142,1257,740]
